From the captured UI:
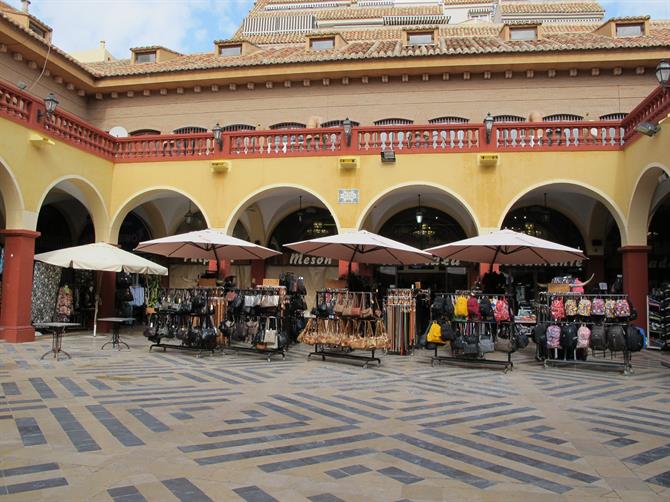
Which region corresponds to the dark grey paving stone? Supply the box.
[87,378,112,390]
[624,444,670,465]
[271,395,360,424]
[340,464,371,476]
[525,425,553,433]
[591,428,629,438]
[204,421,307,438]
[162,477,213,502]
[56,377,88,397]
[1,382,20,395]
[384,449,494,490]
[528,433,568,445]
[324,469,348,479]
[108,485,148,502]
[224,417,257,424]
[615,391,659,402]
[171,412,194,420]
[28,377,57,399]
[258,447,376,473]
[294,392,388,421]
[86,405,144,447]
[50,407,101,452]
[474,431,577,460]
[647,470,670,488]
[180,372,209,383]
[1,462,59,477]
[15,417,47,446]
[422,407,537,428]
[257,401,311,422]
[5,477,68,494]
[233,485,279,502]
[333,394,395,411]
[378,466,424,485]
[181,406,212,412]
[128,408,170,432]
[243,409,266,418]
[604,437,638,447]
[308,494,346,502]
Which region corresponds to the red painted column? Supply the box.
[620,246,650,329]
[98,271,116,333]
[0,229,40,343]
[250,260,265,287]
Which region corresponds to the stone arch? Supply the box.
[498,180,627,245]
[357,182,480,237]
[0,155,26,229]
[224,184,341,240]
[109,187,211,244]
[628,162,670,245]
[35,175,108,243]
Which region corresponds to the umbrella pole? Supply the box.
[92,272,103,337]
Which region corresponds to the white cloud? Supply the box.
[5,0,252,58]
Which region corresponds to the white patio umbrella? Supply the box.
[424,229,587,265]
[135,229,281,263]
[284,229,433,268]
[34,242,168,336]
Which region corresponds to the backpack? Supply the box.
[443,297,455,319]
[590,325,606,350]
[546,325,561,349]
[560,324,578,351]
[626,325,644,352]
[577,298,591,317]
[494,299,510,322]
[513,328,529,350]
[577,325,591,349]
[565,299,578,317]
[604,299,617,319]
[533,323,547,344]
[607,325,626,352]
[551,297,565,320]
[439,321,456,342]
[454,296,468,318]
[479,298,494,320]
[426,321,444,344]
[591,298,605,316]
[431,296,444,318]
[615,299,630,318]
[467,296,480,319]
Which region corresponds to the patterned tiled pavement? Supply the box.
[1,332,670,501]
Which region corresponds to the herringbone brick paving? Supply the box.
[0,331,669,501]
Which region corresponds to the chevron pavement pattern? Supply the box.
[0,331,669,501]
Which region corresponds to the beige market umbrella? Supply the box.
[284,229,433,268]
[34,242,168,336]
[425,229,586,266]
[135,229,281,263]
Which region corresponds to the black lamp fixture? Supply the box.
[380,149,396,163]
[415,194,423,225]
[635,121,661,137]
[184,201,195,225]
[342,117,352,147]
[656,60,670,89]
[212,122,223,150]
[37,92,59,122]
[297,195,303,224]
[484,112,494,144]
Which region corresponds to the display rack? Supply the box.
[385,289,416,355]
[308,344,381,368]
[537,292,634,375]
[148,311,218,357]
[430,292,517,372]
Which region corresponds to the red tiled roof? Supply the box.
[501,2,604,15]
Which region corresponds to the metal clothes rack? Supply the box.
[385,289,415,355]
[308,345,381,368]
[148,311,218,357]
[430,292,516,372]
[537,292,633,375]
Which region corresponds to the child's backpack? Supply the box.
[626,325,644,352]
[607,325,626,352]
[591,298,605,316]
[494,298,510,322]
[577,298,592,317]
[467,296,481,319]
[546,325,561,349]
[479,297,494,320]
[590,325,606,351]
[551,297,565,320]
[577,325,591,349]
[615,299,631,318]
[564,298,578,317]
[560,324,578,352]
[604,299,617,319]
[454,295,468,318]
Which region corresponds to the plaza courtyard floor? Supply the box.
[1,331,669,501]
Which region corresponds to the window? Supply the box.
[322,119,360,128]
[374,118,414,126]
[492,115,526,123]
[310,38,334,50]
[269,122,306,130]
[616,23,643,37]
[221,124,256,132]
[130,129,161,136]
[429,116,470,125]
[407,32,434,45]
[509,28,537,41]
[135,52,156,64]
[219,44,242,56]
[600,113,628,121]
[543,114,583,122]
[173,126,207,134]
[28,22,46,39]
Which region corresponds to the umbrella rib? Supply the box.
[526,246,551,265]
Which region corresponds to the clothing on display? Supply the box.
[385,289,415,355]
[55,285,74,322]
[31,261,62,323]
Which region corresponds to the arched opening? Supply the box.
[361,184,478,292]
[501,184,624,302]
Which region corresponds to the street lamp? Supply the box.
[415,194,423,225]
[484,112,494,144]
[212,122,223,150]
[656,60,670,89]
[37,92,59,122]
[342,117,352,147]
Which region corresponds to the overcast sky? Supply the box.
[5,0,670,58]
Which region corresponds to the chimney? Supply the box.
[21,0,30,13]
[100,40,106,49]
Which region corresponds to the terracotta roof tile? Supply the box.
[249,5,445,20]
[501,2,604,15]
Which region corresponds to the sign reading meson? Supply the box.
[284,253,336,266]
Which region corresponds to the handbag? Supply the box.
[479,333,495,353]
[246,319,260,340]
[244,295,258,308]
[360,293,372,318]
[342,293,353,316]
[233,321,247,342]
[334,293,345,315]
[261,294,280,309]
[263,317,278,349]
[225,291,238,303]
[350,293,361,318]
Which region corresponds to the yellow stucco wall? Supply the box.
[1,114,668,247]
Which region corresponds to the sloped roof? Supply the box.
[501,2,605,15]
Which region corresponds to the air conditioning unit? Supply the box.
[338,156,359,170]
[211,160,231,173]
